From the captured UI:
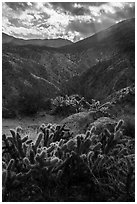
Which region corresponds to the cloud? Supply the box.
[66,2,135,39]
[67,20,95,35]
[2,2,135,42]
[50,2,108,16]
[5,2,32,12]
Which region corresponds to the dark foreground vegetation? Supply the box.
[2,116,135,201]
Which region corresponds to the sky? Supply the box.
[2,2,135,42]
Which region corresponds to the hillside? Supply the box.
[2,33,73,48]
[59,18,134,76]
[61,18,135,52]
[61,18,135,101]
[62,55,135,101]
[2,53,61,115]
[2,18,135,116]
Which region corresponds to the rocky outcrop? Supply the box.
[60,110,110,135]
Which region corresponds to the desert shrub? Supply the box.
[51,95,86,116]
[2,119,135,202]
[50,94,100,116]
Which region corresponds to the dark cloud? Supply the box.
[68,3,135,39]
[67,20,97,36]
[50,2,91,16]
[79,2,107,6]
[67,18,114,40]
[5,2,31,11]
[50,2,72,12]
[8,17,22,27]
[50,2,107,9]
[49,2,115,16]
[72,7,90,16]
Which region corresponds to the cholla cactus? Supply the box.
[92,142,102,152]
[39,123,46,132]
[29,149,35,164]
[104,128,111,138]
[2,170,8,199]
[48,157,60,166]
[43,129,50,147]
[47,144,57,153]
[85,130,91,139]
[16,133,25,158]
[7,159,15,171]
[90,126,96,134]
[21,135,28,143]
[57,169,63,180]
[2,170,7,187]
[66,139,76,151]
[101,120,125,155]
[9,129,17,146]
[2,118,135,202]
[58,139,64,147]
[115,120,124,132]
[23,157,37,169]
[16,126,23,133]
[47,123,52,129]
[34,132,43,150]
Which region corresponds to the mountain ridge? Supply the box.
[2,32,73,48]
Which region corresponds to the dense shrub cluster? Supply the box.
[50,95,99,116]
[2,120,135,201]
[51,95,84,116]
